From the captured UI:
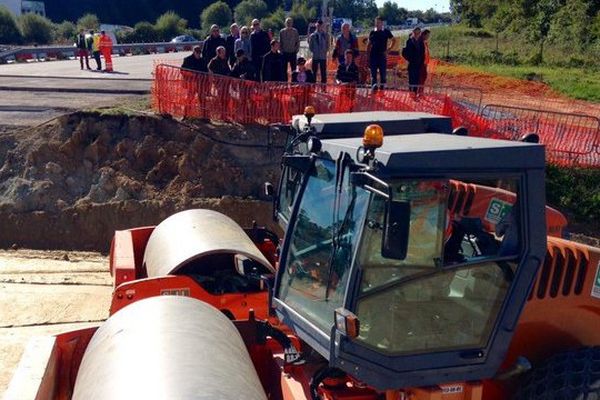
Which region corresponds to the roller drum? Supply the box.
[143,209,273,278]
[72,296,267,400]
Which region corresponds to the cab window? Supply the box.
[277,165,302,224]
[356,177,521,354]
[279,159,368,332]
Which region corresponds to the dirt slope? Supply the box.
[0,112,286,251]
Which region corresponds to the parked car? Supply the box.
[171,35,197,43]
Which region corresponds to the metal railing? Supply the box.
[480,104,600,166]
[0,41,204,63]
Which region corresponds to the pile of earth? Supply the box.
[0,111,286,251]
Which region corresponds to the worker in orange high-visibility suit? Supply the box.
[99,31,113,72]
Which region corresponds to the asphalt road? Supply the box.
[0,53,187,126]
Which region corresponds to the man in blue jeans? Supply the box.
[367,16,394,90]
[309,20,329,83]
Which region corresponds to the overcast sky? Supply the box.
[374,0,451,12]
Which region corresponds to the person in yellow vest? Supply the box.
[99,31,113,72]
[90,30,102,71]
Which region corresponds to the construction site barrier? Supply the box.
[477,105,600,167]
[152,64,600,168]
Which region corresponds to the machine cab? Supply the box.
[271,122,547,390]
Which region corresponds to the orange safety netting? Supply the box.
[152,64,600,168]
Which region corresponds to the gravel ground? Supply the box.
[0,249,111,395]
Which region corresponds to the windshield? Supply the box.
[356,177,521,354]
[279,158,369,332]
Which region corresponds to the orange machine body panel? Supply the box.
[448,180,567,238]
[107,225,278,319]
[110,275,270,319]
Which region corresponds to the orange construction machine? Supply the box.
[6,111,599,400]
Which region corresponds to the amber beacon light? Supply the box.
[363,124,384,149]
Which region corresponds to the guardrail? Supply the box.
[0,41,204,63]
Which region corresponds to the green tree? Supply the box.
[423,8,440,23]
[19,13,54,44]
[201,1,232,31]
[0,6,22,44]
[334,0,378,24]
[548,0,591,50]
[527,0,561,63]
[379,1,407,25]
[449,0,496,27]
[289,1,316,35]
[77,13,100,31]
[262,7,286,32]
[155,11,187,41]
[234,0,268,27]
[55,20,77,42]
[488,3,515,52]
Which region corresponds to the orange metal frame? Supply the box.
[107,226,277,320]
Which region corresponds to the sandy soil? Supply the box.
[0,249,111,395]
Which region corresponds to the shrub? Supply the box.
[234,0,268,27]
[0,5,22,44]
[54,20,77,43]
[19,13,53,44]
[546,165,600,227]
[261,8,285,33]
[155,11,187,41]
[132,21,158,42]
[200,1,232,32]
[77,13,100,31]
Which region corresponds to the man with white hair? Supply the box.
[279,17,299,81]
[334,22,358,65]
[226,23,240,68]
[250,19,271,81]
[203,24,226,61]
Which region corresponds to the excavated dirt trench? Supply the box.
[0,112,286,251]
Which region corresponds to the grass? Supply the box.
[427,26,600,103]
[85,96,153,116]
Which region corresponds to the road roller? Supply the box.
[6,110,600,400]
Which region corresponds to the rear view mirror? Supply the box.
[382,201,411,260]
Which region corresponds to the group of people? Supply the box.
[74,29,114,72]
[181,16,430,89]
[403,26,431,93]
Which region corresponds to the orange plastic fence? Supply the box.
[152,64,600,168]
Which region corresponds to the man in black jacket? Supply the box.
[262,40,285,82]
[225,23,239,68]
[335,49,359,84]
[182,46,208,72]
[250,19,271,81]
[403,27,423,93]
[181,46,208,116]
[208,46,231,76]
[230,49,256,81]
[203,25,226,61]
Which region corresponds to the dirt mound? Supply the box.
[0,112,286,251]
[434,63,600,116]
